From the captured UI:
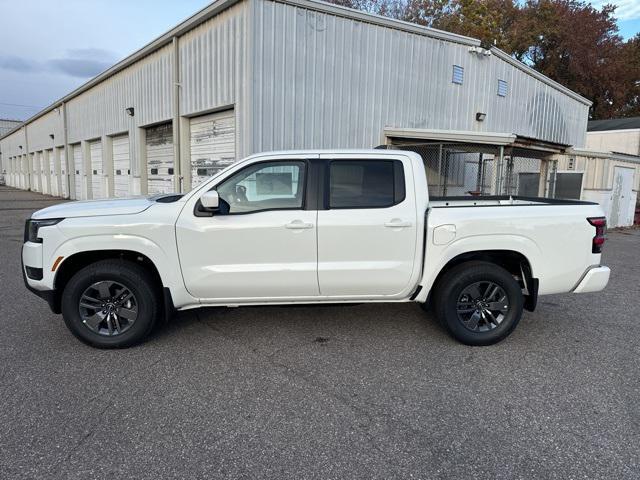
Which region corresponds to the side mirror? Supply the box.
[200,190,219,210]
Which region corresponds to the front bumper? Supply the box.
[21,257,60,313]
[22,241,60,313]
[573,266,610,293]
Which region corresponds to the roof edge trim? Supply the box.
[384,127,517,146]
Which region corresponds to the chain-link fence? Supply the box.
[386,142,558,198]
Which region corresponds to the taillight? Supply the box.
[587,217,607,253]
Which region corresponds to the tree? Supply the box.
[513,1,628,119]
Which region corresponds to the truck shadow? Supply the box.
[149,302,455,347]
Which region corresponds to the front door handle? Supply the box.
[384,219,412,228]
[285,220,314,229]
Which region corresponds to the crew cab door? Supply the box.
[317,154,419,297]
[176,156,319,301]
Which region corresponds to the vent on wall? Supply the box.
[497,79,508,97]
[452,65,464,85]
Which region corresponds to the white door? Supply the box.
[112,134,130,197]
[176,158,318,300]
[89,140,104,199]
[59,147,68,198]
[190,110,235,189]
[19,156,24,189]
[146,123,174,194]
[32,154,40,192]
[48,149,57,197]
[610,167,634,227]
[22,155,27,189]
[73,144,84,200]
[41,151,50,195]
[317,155,418,297]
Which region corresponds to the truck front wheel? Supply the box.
[433,261,524,346]
[61,259,160,348]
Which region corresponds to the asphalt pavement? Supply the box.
[0,185,638,479]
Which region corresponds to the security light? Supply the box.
[125,107,135,117]
[49,134,54,140]
[476,112,487,122]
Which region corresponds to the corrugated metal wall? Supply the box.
[1,0,592,198]
[249,0,589,153]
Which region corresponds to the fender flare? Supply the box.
[415,234,541,303]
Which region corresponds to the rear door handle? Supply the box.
[384,219,412,228]
[285,220,314,229]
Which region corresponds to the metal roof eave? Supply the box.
[568,147,640,164]
[384,127,518,146]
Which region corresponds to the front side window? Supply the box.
[329,160,404,209]
[216,161,306,214]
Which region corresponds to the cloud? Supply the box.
[48,58,114,78]
[48,48,117,78]
[66,48,118,61]
[0,55,41,73]
[0,48,118,79]
[590,0,640,21]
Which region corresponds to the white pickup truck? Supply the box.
[22,150,610,348]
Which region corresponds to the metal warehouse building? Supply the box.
[1,0,638,225]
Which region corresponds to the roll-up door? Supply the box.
[73,144,84,200]
[47,149,60,197]
[19,156,24,189]
[42,150,52,195]
[41,151,50,195]
[112,134,130,197]
[189,110,235,189]
[32,153,40,192]
[58,147,68,198]
[22,155,27,189]
[146,122,174,194]
[89,140,104,199]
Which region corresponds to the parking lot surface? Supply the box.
[0,185,638,479]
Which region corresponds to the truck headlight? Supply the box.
[24,218,63,243]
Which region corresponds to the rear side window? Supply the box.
[329,160,405,209]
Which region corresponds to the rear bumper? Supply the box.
[573,266,610,293]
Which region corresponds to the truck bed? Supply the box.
[429,195,598,208]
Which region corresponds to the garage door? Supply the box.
[22,156,27,189]
[112,134,130,197]
[44,149,58,197]
[189,110,235,189]
[31,153,40,192]
[18,156,24,189]
[41,151,50,195]
[58,147,68,198]
[146,123,174,194]
[73,144,84,200]
[89,140,104,199]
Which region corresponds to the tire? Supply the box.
[433,261,524,346]
[61,259,160,348]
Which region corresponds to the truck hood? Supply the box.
[31,197,154,220]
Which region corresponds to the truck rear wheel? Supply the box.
[433,261,524,346]
[61,259,160,348]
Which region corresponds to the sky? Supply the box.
[0,0,638,121]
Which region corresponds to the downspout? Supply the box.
[172,36,182,193]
